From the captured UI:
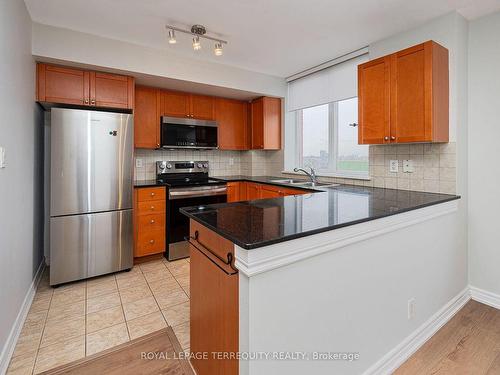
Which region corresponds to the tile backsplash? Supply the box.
[135,143,456,195]
[134,149,283,180]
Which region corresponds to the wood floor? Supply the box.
[38,328,194,375]
[395,300,500,374]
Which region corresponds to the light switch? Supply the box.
[135,158,143,168]
[389,160,399,173]
[0,147,5,169]
[403,160,414,173]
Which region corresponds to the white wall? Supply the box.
[239,202,466,375]
[0,0,45,369]
[31,23,287,98]
[468,11,500,296]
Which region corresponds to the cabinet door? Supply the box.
[134,86,160,149]
[391,43,429,143]
[161,90,190,118]
[191,94,215,120]
[216,98,249,150]
[246,183,261,200]
[227,182,240,202]
[260,185,281,198]
[37,63,89,105]
[251,98,264,149]
[262,97,281,150]
[358,56,391,144]
[90,72,134,109]
[239,182,248,201]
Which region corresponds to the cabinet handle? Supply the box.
[150,219,155,224]
[149,239,155,244]
[150,192,155,196]
[391,136,396,140]
[91,99,95,105]
[150,206,155,210]
[84,99,89,104]
[384,136,389,141]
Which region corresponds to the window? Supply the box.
[296,97,368,177]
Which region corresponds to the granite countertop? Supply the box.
[180,176,460,250]
[134,179,165,188]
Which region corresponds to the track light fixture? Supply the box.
[165,24,227,56]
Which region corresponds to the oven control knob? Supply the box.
[203,163,208,168]
[158,161,166,171]
[166,163,172,169]
[197,163,202,168]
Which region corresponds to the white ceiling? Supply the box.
[24,0,500,78]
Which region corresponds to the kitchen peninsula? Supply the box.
[181,179,461,375]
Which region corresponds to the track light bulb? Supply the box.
[168,29,177,44]
[214,42,223,56]
[192,36,201,50]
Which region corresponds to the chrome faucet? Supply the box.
[293,167,318,185]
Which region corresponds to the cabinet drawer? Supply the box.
[136,187,165,202]
[137,213,165,231]
[137,200,166,215]
[136,230,165,255]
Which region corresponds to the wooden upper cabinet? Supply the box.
[190,94,215,120]
[216,98,249,150]
[358,56,391,144]
[251,97,282,150]
[36,63,134,110]
[90,72,134,109]
[134,86,160,149]
[37,64,90,106]
[160,90,190,118]
[358,40,449,144]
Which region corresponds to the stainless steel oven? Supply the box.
[157,161,227,261]
[160,116,218,149]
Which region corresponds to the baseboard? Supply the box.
[363,286,471,375]
[0,260,45,375]
[470,286,500,310]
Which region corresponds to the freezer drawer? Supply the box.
[50,209,133,285]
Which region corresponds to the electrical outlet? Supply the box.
[408,298,416,320]
[135,158,143,168]
[403,160,414,173]
[389,160,399,173]
[0,147,5,169]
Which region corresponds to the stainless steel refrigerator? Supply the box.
[49,108,134,286]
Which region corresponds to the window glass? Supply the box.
[302,103,329,170]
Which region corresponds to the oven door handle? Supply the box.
[169,186,227,199]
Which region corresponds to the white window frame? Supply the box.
[292,97,369,180]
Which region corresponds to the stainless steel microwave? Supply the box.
[160,116,218,149]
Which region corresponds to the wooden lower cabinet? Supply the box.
[227,181,310,202]
[134,187,166,258]
[227,182,240,202]
[190,220,238,375]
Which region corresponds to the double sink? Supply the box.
[269,179,339,189]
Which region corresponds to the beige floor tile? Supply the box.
[147,277,181,294]
[175,275,190,287]
[34,335,85,374]
[87,291,121,314]
[30,296,52,312]
[116,273,147,289]
[153,290,189,310]
[23,310,47,330]
[162,301,189,327]
[86,306,125,333]
[51,288,86,308]
[165,259,188,270]
[53,281,86,294]
[115,267,142,280]
[33,288,54,301]
[40,316,85,348]
[172,321,190,350]
[143,268,174,283]
[119,283,152,304]
[139,260,166,273]
[86,274,115,286]
[126,311,167,340]
[169,262,190,277]
[12,320,44,357]
[86,323,129,356]
[46,300,85,323]
[182,286,190,297]
[86,279,118,299]
[122,295,159,321]
[6,350,37,375]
